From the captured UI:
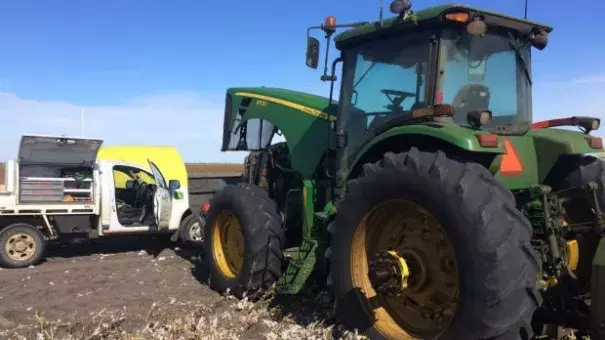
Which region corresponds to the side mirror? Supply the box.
[168,179,181,191]
[306,37,320,69]
[125,180,135,189]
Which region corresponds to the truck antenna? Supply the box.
[524,0,528,19]
[379,0,384,22]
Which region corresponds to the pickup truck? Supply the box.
[0,135,205,268]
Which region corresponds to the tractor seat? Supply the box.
[451,84,491,124]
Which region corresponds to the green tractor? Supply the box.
[202,1,604,339]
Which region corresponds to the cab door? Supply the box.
[147,159,172,229]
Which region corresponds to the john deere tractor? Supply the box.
[202,1,605,339]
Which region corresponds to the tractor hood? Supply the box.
[227,87,338,117]
[223,87,338,177]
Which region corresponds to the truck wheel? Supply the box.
[329,148,541,340]
[0,223,46,268]
[203,183,284,299]
[179,214,205,246]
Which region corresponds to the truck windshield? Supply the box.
[437,29,532,129]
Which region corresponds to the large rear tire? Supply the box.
[203,183,284,299]
[329,148,541,340]
[545,155,605,285]
[547,154,605,210]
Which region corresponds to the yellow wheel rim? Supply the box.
[350,199,459,339]
[211,210,245,279]
[5,233,36,261]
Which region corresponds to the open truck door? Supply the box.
[147,159,172,229]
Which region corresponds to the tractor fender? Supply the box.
[345,124,505,182]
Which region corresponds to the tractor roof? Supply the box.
[334,4,553,48]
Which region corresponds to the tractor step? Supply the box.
[283,247,299,259]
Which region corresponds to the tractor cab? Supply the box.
[306,2,553,160]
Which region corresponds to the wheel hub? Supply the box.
[369,250,410,296]
[189,222,202,241]
[211,211,244,279]
[351,199,460,338]
[6,233,36,261]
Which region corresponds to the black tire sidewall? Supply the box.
[547,156,605,286]
[0,224,46,268]
[204,195,251,292]
[550,155,605,210]
[332,149,538,340]
[203,184,282,297]
[546,155,605,218]
[179,214,204,245]
[333,166,476,339]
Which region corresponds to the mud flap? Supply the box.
[170,230,179,242]
[592,238,605,339]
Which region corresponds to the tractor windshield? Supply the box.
[437,29,532,129]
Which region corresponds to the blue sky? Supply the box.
[0,0,603,162]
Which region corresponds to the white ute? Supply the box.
[0,135,197,268]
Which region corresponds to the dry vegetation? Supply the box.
[6,292,364,340]
[0,242,365,340]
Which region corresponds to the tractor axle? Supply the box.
[368,250,410,296]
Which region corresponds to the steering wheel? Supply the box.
[133,182,148,206]
[136,182,147,194]
[381,89,416,112]
[381,89,416,98]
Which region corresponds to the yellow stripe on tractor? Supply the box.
[234,92,337,122]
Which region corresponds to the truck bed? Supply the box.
[1,163,241,213]
[0,203,96,215]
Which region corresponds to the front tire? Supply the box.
[0,223,46,268]
[203,183,284,299]
[330,148,541,340]
[179,213,205,246]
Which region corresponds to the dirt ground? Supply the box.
[0,236,362,340]
[185,163,243,175]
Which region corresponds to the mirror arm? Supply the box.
[328,57,343,107]
[314,21,369,81]
[321,31,334,82]
[307,21,369,34]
